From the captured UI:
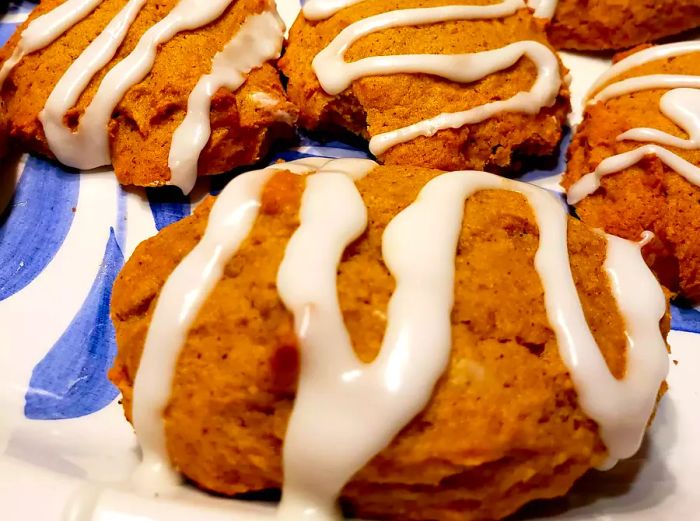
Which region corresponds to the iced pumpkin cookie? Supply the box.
[281,0,570,174]
[562,41,700,301]
[0,0,297,193]
[111,158,668,521]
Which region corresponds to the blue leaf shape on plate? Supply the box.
[23,227,124,419]
[0,156,79,301]
[671,303,700,334]
[146,186,191,231]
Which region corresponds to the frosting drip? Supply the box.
[303,0,559,21]
[568,144,700,204]
[136,158,667,520]
[276,168,376,521]
[132,165,278,493]
[598,233,669,467]
[400,173,665,472]
[40,0,147,161]
[587,41,700,98]
[131,157,372,495]
[592,75,700,104]
[302,0,365,20]
[0,0,102,87]
[42,0,237,171]
[276,166,476,520]
[168,10,285,195]
[617,88,700,150]
[568,41,700,203]
[308,0,561,156]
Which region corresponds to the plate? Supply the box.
[1,2,698,520]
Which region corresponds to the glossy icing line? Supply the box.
[417,173,666,471]
[302,0,364,20]
[276,165,461,519]
[168,10,285,195]
[302,0,559,21]
[130,157,368,495]
[279,168,667,518]
[592,75,700,104]
[569,42,700,202]
[369,41,559,155]
[567,144,700,204]
[42,0,236,170]
[587,41,700,100]
[132,165,279,493]
[313,0,524,95]
[40,0,147,157]
[276,163,379,520]
[597,232,668,467]
[309,0,561,156]
[0,0,102,86]
[618,88,700,150]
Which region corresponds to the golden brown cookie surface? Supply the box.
[548,0,700,51]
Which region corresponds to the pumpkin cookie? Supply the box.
[0,0,297,193]
[281,0,570,174]
[562,42,700,300]
[111,158,668,521]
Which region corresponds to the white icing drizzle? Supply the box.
[598,233,668,467]
[276,166,455,520]
[132,166,277,493]
[567,144,700,204]
[136,155,667,517]
[131,157,372,495]
[587,41,700,100]
[277,168,667,518]
[592,75,700,104]
[40,0,147,155]
[526,0,558,19]
[309,0,561,156]
[168,11,285,195]
[0,0,102,87]
[302,0,364,20]
[303,0,560,22]
[42,0,237,171]
[617,89,700,150]
[313,0,524,95]
[568,42,700,203]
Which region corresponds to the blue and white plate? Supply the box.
[1,2,698,520]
